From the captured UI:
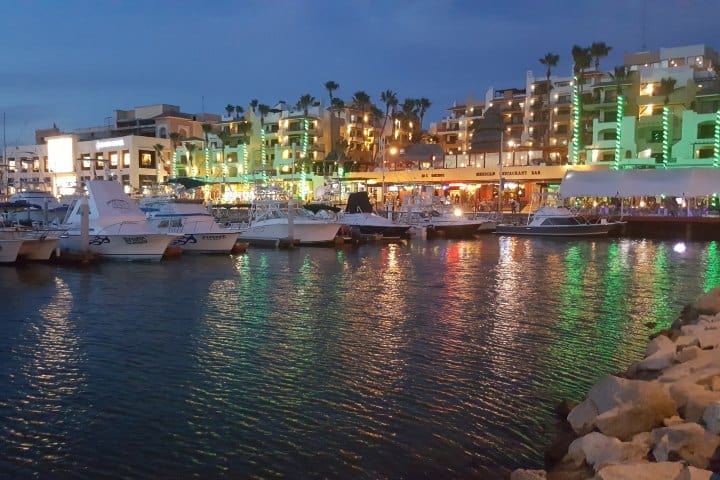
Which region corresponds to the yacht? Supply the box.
[0,239,24,263]
[237,195,341,246]
[59,180,177,261]
[141,199,239,254]
[6,190,70,225]
[494,206,623,237]
[341,192,411,238]
[398,197,496,238]
[0,225,60,261]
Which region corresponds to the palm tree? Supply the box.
[324,81,339,105]
[152,143,164,181]
[377,90,398,165]
[296,94,318,117]
[250,99,259,114]
[572,45,592,94]
[400,98,418,139]
[590,42,612,72]
[201,123,213,145]
[225,104,235,118]
[217,131,232,183]
[416,98,432,130]
[184,142,197,176]
[659,77,677,105]
[539,53,560,152]
[351,91,372,118]
[236,121,252,144]
[331,97,345,111]
[235,105,244,120]
[169,132,184,177]
[609,66,629,95]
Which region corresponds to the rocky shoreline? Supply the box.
[511,288,720,480]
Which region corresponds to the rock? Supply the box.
[693,287,720,315]
[669,382,720,423]
[702,401,720,434]
[636,350,676,371]
[650,422,720,469]
[567,432,648,472]
[679,303,701,324]
[585,379,677,441]
[556,400,577,418]
[646,335,675,356]
[593,461,683,479]
[676,465,715,480]
[567,398,598,435]
[677,346,702,363]
[662,415,685,427]
[510,469,547,479]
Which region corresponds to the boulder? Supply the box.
[636,350,675,371]
[676,465,715,480]
[510,469,547,479]
[595,397,676,441]
[567,398,598,435]
[567,432,648,472]
[588,376,630,413]
[650,422,720,469]
[677,346,702,363]
[702,401,720,435]
[593,461,683,479]
[646,335,676,357]
[669,382,720,423]
[693,287,720,314]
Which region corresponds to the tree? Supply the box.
[331,97,345,111]
[236,121,252,145]
[225,104,235,118]
[572,45,592,93]
[235,105,244,120]
[376,90,398,165]
[184,142,197,175]
[659,77,677,105]
[324,80,339,105]
[201,123,213,146]
[296,94,318,117]
[351,91,372,118]
[609,66,629,96]
[153,143,164,180]
[539,52,560,151]
[169,132,184,176]
[590,42,612,72]
[250,99,259,114]
[217,131,232,182]
[416,97,432,130]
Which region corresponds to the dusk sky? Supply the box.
[1,0,719,146]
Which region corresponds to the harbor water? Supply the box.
[1,236,718,478]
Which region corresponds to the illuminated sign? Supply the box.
[96,139,125,149]
[47,136,75,173]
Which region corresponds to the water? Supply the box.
[1,237,718,478]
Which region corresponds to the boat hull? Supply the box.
[18,237,59,260]
[59,233,174,261]
[0,239,23,263]
[494,223,617,236]
[168,232,238,254]
[238,219,340,245]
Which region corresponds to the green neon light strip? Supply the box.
[662,106,670,168]
[614,95,624,170]
[714,110,720,168]
[572,77,580,165]
[204,147,209,178]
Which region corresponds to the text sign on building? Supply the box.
[95,139,125,150]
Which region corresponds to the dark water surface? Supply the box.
[1,237,718,479]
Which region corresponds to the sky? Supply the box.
[1,0,719,146]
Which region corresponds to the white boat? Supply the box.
[6,190,71,225]
[494,206,624,237]
[397,197,496,238]
[237,198,341,246]
[0,225,60,261]
[0,238,23,263]
[140,199,239,254]
[59,180,177,261]
[341,192,411,238]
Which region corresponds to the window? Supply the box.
[110,153,118,168]
[602,152,615,162]
[602,131,617,141]
[139,150,154,168]
[557,94,571,104]
[604,111,617,122]
[123,151,131,167]
[698,124,715,139]
[697,147,714,159]
[650,130,663,142]
[556,125,568,134]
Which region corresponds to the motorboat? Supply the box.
[341,192,411,238]
[140,199,239,254]
[59,180,177,261]
[0,224,61,261]
[0,238,24,263]
[397,196,496,238]
[5,190,71,225]
[237,192,341,246]
[494,206,623,237]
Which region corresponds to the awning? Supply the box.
[165,177,209,189]
[558,168,720,198]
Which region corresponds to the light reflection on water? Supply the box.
[0,238,719,478]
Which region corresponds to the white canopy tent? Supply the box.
[558,168,720,198]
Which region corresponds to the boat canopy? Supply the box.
[558,168,720,198]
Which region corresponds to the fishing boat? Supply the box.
[141,199,239,254]
[494,206,622,237]
[397,196,496,238]
[340,191,411,238]
[59,180,177,261]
